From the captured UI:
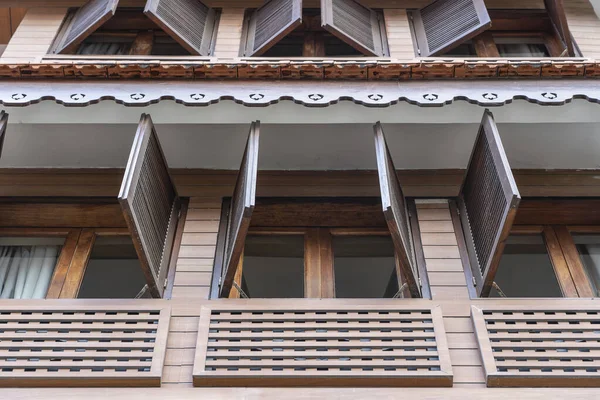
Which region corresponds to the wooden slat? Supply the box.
[193,301,453,387]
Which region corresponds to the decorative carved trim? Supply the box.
[0,79,599,107]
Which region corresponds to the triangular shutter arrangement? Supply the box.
[54,0,119,53]
[373,122,421,298]
[412,0,491,57]
[0,111,7,159]
[220,122,260,297]
[458,110,521,297]
[243,0,302,56]
[544,0,575,57]
[321,0,385,57]
[144,0,218,56]
[119,114,180,298]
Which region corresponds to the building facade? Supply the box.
[0,0,600,398]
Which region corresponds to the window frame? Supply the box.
[210,197,428,299]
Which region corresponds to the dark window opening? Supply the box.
[574,234,600,297]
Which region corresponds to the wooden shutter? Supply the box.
[119,114,180,298]
[411,0,491,57]
[458,110,520,297]
[544,0,575,57]
[54,0,119,54]
[243,0,302,56]
[321,0,385,57]
[144,0,218,56]
[373,122,421,298]
[0,111,7,160]
[220,122,260,297]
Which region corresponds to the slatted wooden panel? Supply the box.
[383,9,415,59]
[0,301,170,387]
[472,304,600,387]
[243,0,302,56]
[565,0,600,59]
[193,301,453,386]
[212,7,244,57]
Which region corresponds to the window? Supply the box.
[409,0,576,57]
[51,0,219,56]
[0,114,183,299]
[573,232,600,296]
[241,0,388,57]
[211,121,425,299]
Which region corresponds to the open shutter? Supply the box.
[0,111,7,159]
[544,0,575,57]
[144,0,218,56]
[220,122,260,297]
[373,122,421,298]
[119,114,180,298]
[458,110,521,297]
[411,0,491,57]
[321,0,385,57]
[54,0,119,54]
[243,0,302,57]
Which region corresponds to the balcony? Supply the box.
[192,299,453,387]
[0,300,170,387]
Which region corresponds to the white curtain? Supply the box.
[0,246,59,299]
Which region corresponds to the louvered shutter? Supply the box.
[243,0,302,57]
[54,0,119,54]
[220,122,260,297]
[544,0,575,57]
[458,110,521,297]
[145,0,218,56]
[373,122,421,298]
[411,0,491,57]
[119,114,180,298]
[0,111,7,159]
[321,0,385,57]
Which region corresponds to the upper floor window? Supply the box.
[241,0,389,57]
[409,0,577,58]
[51,0,219,56]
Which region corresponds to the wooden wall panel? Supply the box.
[0,7,67,62]
[213,8,244,58]
[383,9,415,59]
[565,0,600,59]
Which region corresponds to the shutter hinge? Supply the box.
[472,276,477,287]
[418,277,422,287]
[163,278,168,289]
[218,276,222,287]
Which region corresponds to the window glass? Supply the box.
[241,235,304,298]
[0,237,64,299]
[333,235,399,298]
[573,234,600,296]
[494,37,549,57]
[493,234,562,297]
[78,236,147,298]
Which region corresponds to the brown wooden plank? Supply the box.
[45,229,82,299]
[542,225,578,298]
[58,229,96,299]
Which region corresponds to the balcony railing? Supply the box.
[193,299,453,387]
[472,301,600,387]
[0,300,170,387]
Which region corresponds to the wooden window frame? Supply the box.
[51,6,220,56]
[240,7,389,57]
[459,198,600,299]
[210,197,428,299]
[410,8,576,58]
[0,199,186,299]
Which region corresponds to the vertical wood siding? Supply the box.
[0,7,67,62]
[213,8,244,58]
[0,7,27,45]
[416,199,485,387]
[565,0,600,59]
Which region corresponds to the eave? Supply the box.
[0,58,599,80]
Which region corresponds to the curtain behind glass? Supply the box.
[0,246,59,299]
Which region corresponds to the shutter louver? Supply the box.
[220,122,260,297]
[373,122,421,298]
[119,114,180,298]
[54,0,119,54]
[544,0,575,57]
[458,110,520,297]
[144,0,218,56]
[243,0,302,56]
[0,111,7,160]
[321,0,385,57]
[412,0,491,57]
